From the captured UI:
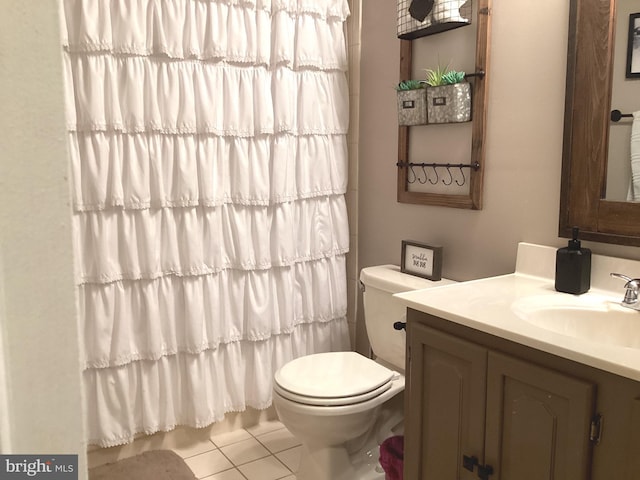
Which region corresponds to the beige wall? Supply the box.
[0,0,87,474]
[356,1,640,351]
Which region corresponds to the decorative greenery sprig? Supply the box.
[396,79,425,91]
[441,70,465,85]
[424,63,466,87]
[395,63,466,91]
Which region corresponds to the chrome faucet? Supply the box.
[610,273,640,310]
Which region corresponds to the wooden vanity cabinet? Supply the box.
[484,352,594,480]
[404,323,487,480]
[404,310,640,480]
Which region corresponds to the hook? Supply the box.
[429,165,439,184]
[417,165,428,184]
[455,165,466,186]
[407,164,417,184]
[442,165,454,186]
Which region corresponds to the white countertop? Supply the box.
[393,243,640,382]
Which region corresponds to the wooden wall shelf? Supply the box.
[397,0,492,210]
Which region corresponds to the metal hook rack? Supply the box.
[396,161,480,187]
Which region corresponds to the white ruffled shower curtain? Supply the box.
[60,0,351,447]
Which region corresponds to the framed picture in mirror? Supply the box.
[626,13,640,78]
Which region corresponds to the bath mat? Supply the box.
[89,450,196,480]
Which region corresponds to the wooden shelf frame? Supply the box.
[397,0,492,210]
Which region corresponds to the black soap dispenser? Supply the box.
[555,227,591,294]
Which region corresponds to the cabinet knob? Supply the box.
[462,455,478,471]
[462,455,493,479]
[478,464,494,480]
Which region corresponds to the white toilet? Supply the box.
[273,265,455,480]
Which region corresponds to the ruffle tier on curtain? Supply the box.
[60,0,350,447]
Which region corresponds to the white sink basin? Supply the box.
[511,293,640,349]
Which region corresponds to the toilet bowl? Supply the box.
[273,265,456,480]
[274,352,405,480]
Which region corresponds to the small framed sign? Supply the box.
[401,240,443,281]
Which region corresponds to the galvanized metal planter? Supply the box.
[397,89,427,126]
[426,82,471,124]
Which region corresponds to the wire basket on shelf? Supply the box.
[397,0,472,40]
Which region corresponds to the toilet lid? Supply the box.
[274,351,395,400]
[274,377,393,406]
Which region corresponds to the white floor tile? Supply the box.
[201,468,247,480]
[164,427,218,459]
[220,437,270,466]
[237,455,291,480]
[256,428,300,454]
[172,440,217,460]
[246,420,285,437]
[275,445,301,473]
[211,428,253,448]
[121,433,166,457]
[184,449,234,478]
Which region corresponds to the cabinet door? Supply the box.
[405,322,487,480]
[484,351,595,480]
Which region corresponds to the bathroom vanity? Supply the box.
[394,243,640,480]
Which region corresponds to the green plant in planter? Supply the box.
[423,64,466,86]
[396,79,425,91]
[423,63,471,124]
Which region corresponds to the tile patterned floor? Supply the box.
[88,418,301,480]
[186,420,300,479]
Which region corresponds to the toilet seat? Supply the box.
[274,351,397,407]
[274,378,393,406]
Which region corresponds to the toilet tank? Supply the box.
[360,265,456,371]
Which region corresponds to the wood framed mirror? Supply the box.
[397,0,492,210]
[560,0,640,246]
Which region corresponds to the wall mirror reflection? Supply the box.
[560,0,640,246]
[606,1,640,202]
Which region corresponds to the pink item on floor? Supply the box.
[379,435,404,480]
